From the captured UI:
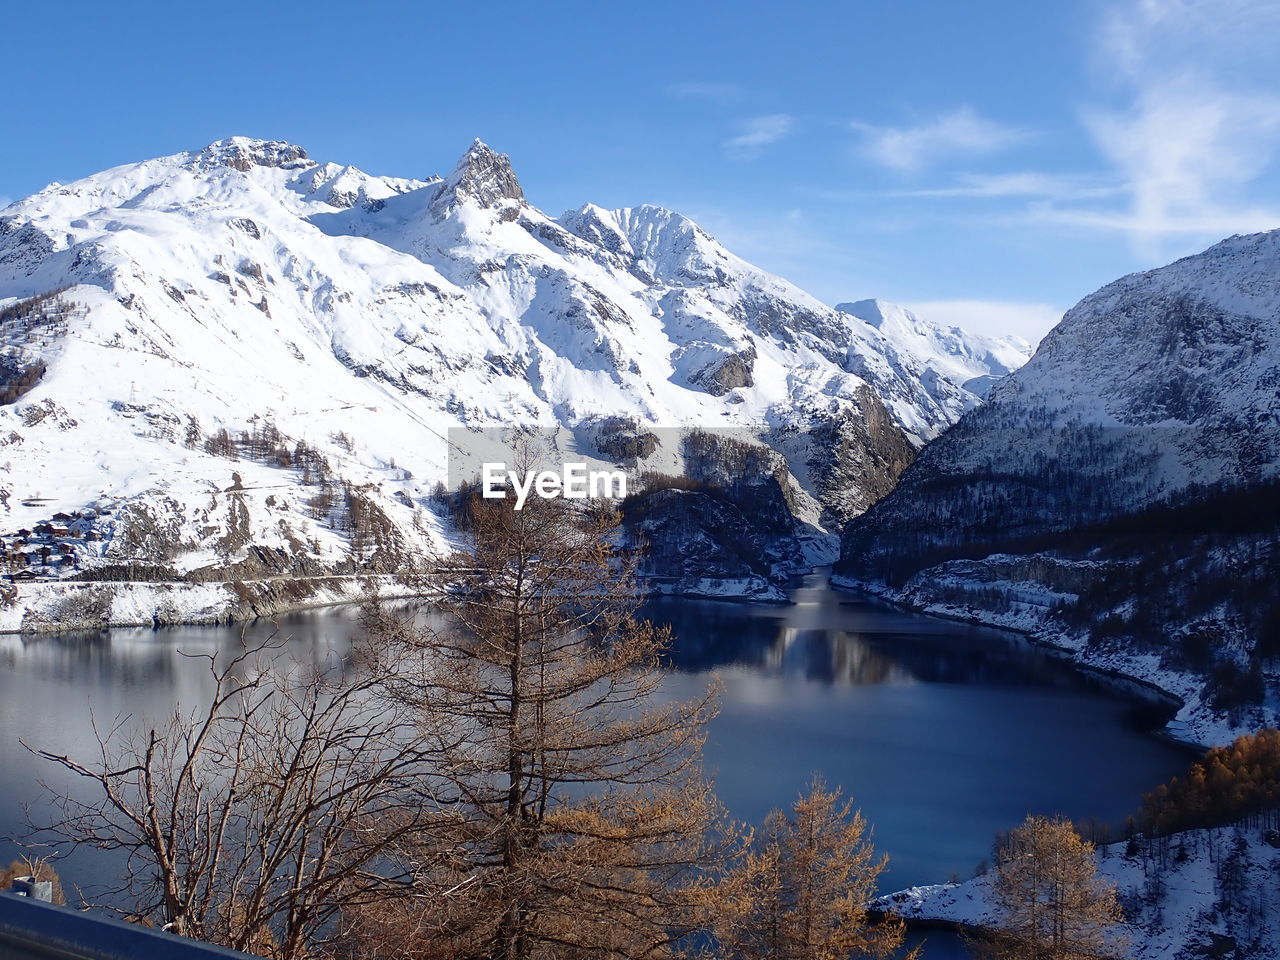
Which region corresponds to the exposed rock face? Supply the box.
[796,386,918,529]
[623,487,805,594]
[622,430,811,594]
[694,343,756,395]
[434,139,525,213]
[196,137,312,172]
[592,416,659,461]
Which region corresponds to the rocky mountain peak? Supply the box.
[193,137,313,173]
[435,139,524,212]
[559,203,635,258]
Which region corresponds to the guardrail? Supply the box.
[0,887,259,960]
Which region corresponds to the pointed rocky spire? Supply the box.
[434,139,524,213]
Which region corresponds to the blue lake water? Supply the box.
[0,571,1196,958]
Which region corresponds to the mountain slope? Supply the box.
[836,299,1031,401]
[837,230,1280,744]
[0,136,1024,625]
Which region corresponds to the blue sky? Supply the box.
[3,0,1279,341]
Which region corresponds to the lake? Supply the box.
[0,571,1196,958]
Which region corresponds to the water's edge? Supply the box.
[828,575,1201,750]
[1,573,798,635]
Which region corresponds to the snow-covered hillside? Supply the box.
[0,137,1023,627]
[842,230,1280,537]
[878,825,1280,960]
[837,231,1280,744]
[836,299,1030,401]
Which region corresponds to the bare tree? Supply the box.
[981,815,1125,960]
[705,777,911,960]
[25,636,437,959]
[349,491,729,960]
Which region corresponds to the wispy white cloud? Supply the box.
[723,114,794,157]
[665,81,746,103]
[886,171,1122,201]
[1060,0,1280,254]
[860,3,1280,256]
[904,299,1063,344]
[851,107,1030,173]
[1072,88,1280,237]
[1096,0,1280,83]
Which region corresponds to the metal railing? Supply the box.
[0,885,259,960]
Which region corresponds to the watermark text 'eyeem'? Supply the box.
[482,462,627,510]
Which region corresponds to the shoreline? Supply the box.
[2,563,1219,754]
[0,574,427,636]
[828,572,1216,750]
[5,567,1210,755]
[0,570,795,636]
[0,570,1213,752]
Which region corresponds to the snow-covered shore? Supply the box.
[876,827,1280,959]
[0,575,423,634]
[643,575,789,604]
[830,567,1260,748]
[0,569,802,635]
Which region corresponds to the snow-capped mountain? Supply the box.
[0,136,1025,625]
[836,299,1031,401]
[838,230,1280,744]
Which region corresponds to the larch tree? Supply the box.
[349,491,729,960]
[984,814,1125,960]
[706,776,910,960]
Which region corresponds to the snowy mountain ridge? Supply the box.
[0,136,1028,627]
[836,299,1031,401]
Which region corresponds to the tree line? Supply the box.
[1140,728,1280,836]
